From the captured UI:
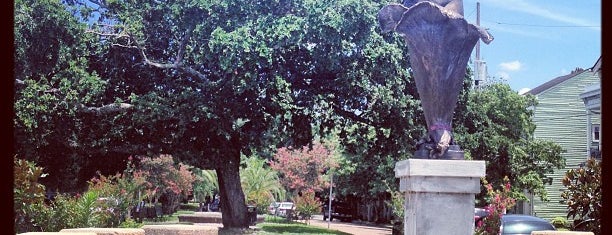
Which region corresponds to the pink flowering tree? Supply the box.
[137,154,195,213]
[271,141,338,197]
[475,176,517,235]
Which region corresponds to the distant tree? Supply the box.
[271,141,337,196]
[136,154,195,213]
[453,83,565,202]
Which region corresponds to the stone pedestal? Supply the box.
[395,159,485,235]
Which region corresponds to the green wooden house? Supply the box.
[520,58,601,221]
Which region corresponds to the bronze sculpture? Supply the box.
[378,0,493,159]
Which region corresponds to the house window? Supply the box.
[592,124,600,142]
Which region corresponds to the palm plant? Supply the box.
[192,168,219,203]
[240,156,286,214]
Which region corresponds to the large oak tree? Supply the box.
[15,0,416,228]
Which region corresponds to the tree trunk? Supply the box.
[216,150,248,228]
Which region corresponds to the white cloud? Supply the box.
[518,88,531,95]
[499,60,522,71]
[496,71,510,80]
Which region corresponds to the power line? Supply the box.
[495,21,600,28]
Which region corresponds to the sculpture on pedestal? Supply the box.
[378,0,493,159]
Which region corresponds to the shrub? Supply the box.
[385,182,404,222]
[475,176,516,235]
[88,156,147,223]
[14,157,47,233]
[551,217,569,230]
[561,158,601,234]
[118,218,143,228]
[293,191,322,224]
[30,191,115,231]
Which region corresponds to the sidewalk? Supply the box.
[302,215,392,235]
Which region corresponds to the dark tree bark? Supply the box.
[216,148,248,228]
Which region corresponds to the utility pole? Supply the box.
[475,1,480,63]
[328,171,333,229]
[473,1,487,89]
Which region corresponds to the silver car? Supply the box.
[275,202,295,217]
[500,214,556,235]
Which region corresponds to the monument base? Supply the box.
[395,159,485,235]
[413,144,464,160]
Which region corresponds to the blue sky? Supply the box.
[461,0,601,93]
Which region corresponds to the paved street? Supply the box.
[303,215,393,235]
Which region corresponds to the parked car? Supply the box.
[322,201,354,222]
[275,202,294,218]
[267,202,278,215]
[499,214,556,235]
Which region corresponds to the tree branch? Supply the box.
[78,103,134,114]
[127,26,212,84]
[330,102,378,127]
[86,21,213,85]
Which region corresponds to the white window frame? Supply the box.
[592,124,600,143]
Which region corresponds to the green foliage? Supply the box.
[240,155,285,213]
[293,191,323,224]
[551,216,569,230]
[25,192,114,232]
[561,159,601,234]
[118,218,143,228]
[192,169,219,202]
[13,159,112,231]
[475,177,517,235]
[454,83,565,202]
[14,0,111,192]
[257,222,351,235]
[87,156,148,224]
[385,182,404,222]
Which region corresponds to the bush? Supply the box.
[561,158,601,234]
[475,177,516,235]
[293,191,322,224]
[179,203,200,211]
[551,217,569,230]
[30,191,116,231]
[14,157,47,233]
[118,218,143,228]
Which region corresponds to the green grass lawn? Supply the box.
[142,208,349,234]
[256,222,351,235]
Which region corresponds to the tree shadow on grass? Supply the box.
[258,223,351,235]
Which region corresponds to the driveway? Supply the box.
[303,215,393,235]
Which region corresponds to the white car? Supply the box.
[267,202,278,215]
[275,202,294,217]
